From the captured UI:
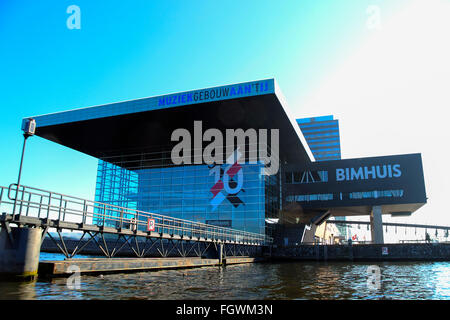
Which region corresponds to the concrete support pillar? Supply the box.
[0,226,42,280]
[370,206,384,244]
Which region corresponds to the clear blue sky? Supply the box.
[3,0,446,229]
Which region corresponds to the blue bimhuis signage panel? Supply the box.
[28,79,275,128]
[283,153,427,208]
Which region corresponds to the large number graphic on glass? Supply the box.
[209,148,245,210]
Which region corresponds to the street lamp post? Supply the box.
[13,118,36,220]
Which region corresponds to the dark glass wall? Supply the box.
[136,163,266,234]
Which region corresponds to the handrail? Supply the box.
[0,184,272,245]
[329,219,450,231]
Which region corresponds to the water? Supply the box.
[1,253,449,300]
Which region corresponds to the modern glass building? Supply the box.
[25,78,427,245]
[94,155,279,235]
[78,79,297,238]
[297,115,341,161]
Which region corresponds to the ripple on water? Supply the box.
[1,261,450,299]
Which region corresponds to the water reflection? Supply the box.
[0,280,37,300]
[1,261,449,300]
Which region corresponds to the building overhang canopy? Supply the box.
[25,79,314,169]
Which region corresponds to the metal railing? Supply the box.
[329,220,450,231]
[0,184,272,245]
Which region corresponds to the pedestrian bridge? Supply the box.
[0,184,271,278]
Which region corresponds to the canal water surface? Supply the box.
[0,253,449,299]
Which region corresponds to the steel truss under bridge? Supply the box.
[0,184,271,259]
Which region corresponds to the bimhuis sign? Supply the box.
[284,153,427,208]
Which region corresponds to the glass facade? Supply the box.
[92,115,346,238]
[95,154,280,236]
[95,160,139,210]
[297,115,341,161]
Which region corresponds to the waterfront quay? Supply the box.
[272,243,450,262]
[40,236,450,263]
[36,238,450,278]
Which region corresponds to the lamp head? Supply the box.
[21,118,36,137]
